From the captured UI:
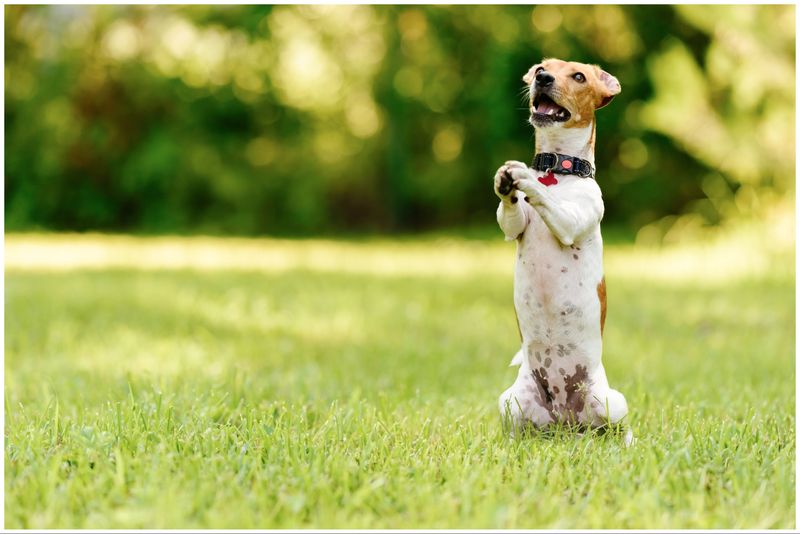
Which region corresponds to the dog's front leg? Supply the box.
[509,167,604,247]
[494,162,532,241]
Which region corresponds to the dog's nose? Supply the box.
[535,71,554,87]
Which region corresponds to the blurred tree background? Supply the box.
[5,5,795,242]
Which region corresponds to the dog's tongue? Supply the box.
[537,99,559,115]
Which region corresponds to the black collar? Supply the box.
[532,152,594,179]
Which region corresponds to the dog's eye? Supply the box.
[573,72,586,83]
[535,66,544,75]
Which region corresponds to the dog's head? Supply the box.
[523,58,620,129]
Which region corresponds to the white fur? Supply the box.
[494,121,628,430]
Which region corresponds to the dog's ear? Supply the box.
[523,64,540,85]
[594,67,621,109]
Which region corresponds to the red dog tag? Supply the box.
[538,171,558,186]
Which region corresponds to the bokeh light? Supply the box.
[4,4,795,241]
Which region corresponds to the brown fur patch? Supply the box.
[597,277,607,335]
[531,367,557,422]
[564,364,589,415]
[588,122,596,152]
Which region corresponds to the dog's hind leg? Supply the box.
[590,387,628,425]
[585,365,628,425]
[498,383,525,431]
[499,364,555,433]
[588,384,634,446]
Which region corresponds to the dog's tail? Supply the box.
[509,349,524,367]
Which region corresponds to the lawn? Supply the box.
[4,231,795,529]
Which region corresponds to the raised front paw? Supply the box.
[509,172,541,199]
[494,165,516,198]
[494,161,528,199]
[503,160,528,170]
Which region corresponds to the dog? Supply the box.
[494,58,629,434]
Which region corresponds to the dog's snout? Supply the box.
[535,71,554,88]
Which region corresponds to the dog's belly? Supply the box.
[513,212,605,421]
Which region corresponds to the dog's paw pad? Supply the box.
[497,168,515,196]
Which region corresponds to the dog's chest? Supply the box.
[513,191,604,365]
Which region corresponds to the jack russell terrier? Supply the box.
[494,58,629,433]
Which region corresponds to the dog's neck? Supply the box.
[534,122,596,166]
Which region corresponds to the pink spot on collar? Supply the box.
[561,159,572,169]
[538,172,558,186]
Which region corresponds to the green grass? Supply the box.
[4,233,795,529]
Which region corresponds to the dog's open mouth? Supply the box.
[532,93,571,122]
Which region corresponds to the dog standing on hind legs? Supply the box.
[494,58,631,442]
